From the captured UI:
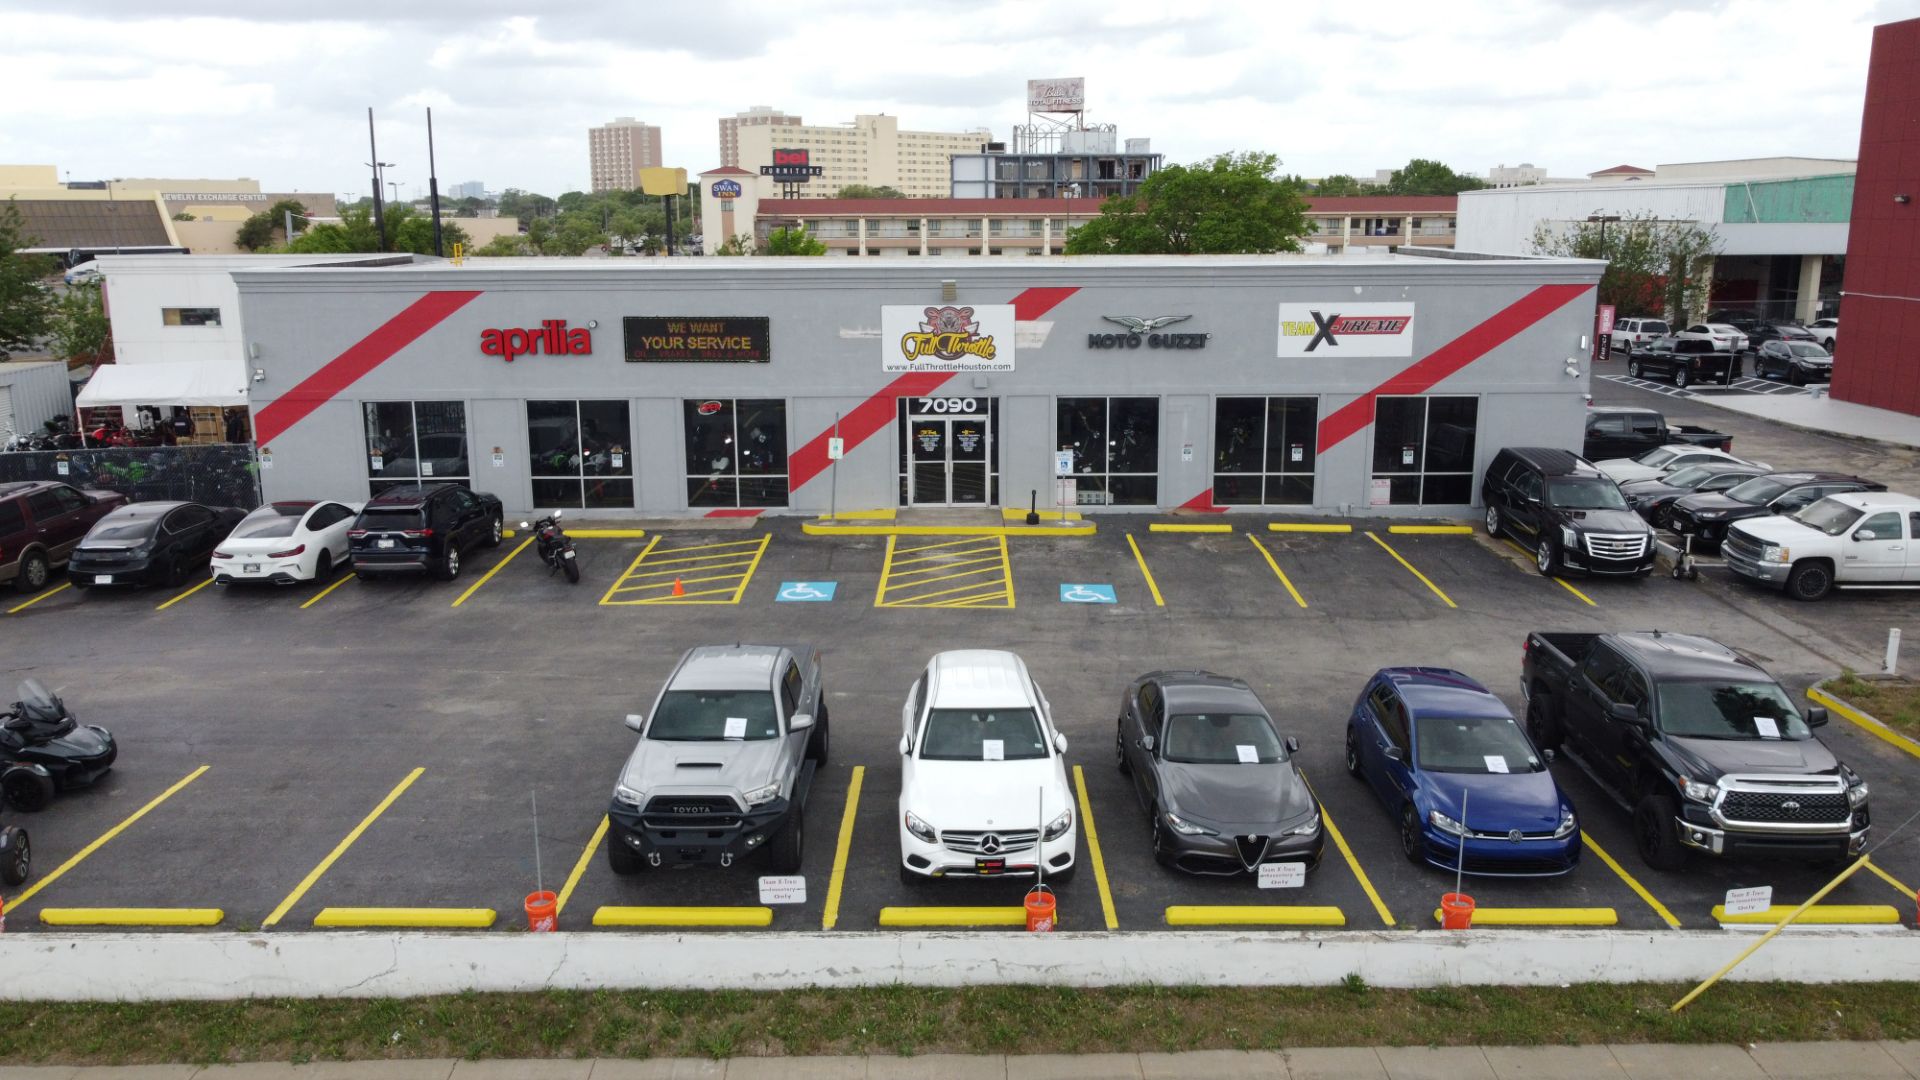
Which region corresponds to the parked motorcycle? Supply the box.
[0,680,117,813]
[521,510,580,584]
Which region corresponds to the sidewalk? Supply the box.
[8,1042,1920,1079]
[1690,387,1920,450]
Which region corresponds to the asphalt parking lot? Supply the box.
[5,485,1919,936]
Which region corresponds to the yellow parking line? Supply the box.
[1072,765,1118,930]
[314,908,497,928]
[6,581,69,614]
[1501,538,1596,606]
[554,815,609,918]
[878,907,1025,927]
[1126,534,1164,607]
[598,535,662,606]
[1166,906,1346,927]
[1363,530,1456,608]
[301,571,355,610]
[3,765,209,911]
[823,766,864,930]
[1581,830,1682,929]
[872,535,899,607]
[40,908,225,927]
[1430,906,1618,926]
[1863,858,1917,901]
[1809,686,1920,761]
[998,535,1016,608]
[1248,534,1307,608]
[593,906,773,927]
[1301,771,1394,927]
[451,535,535,608]
[155,576,215,611]
[263,766,423,928]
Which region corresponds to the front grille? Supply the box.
[1584,533,1648,561]
[1467,828,1560,841]
[942,828,1039,854]
[1234,835,1270,867]
[645,795,741,816]
[1720,790,1849,825]
[1448,853,1571,875]
[1722,530,1765,564]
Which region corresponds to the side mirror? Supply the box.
[1806,706,1829,728]
[1852,530,1876,542]
[1053,732,1069,754]
[1285,735,1301,754]
[623,713,645,733]
[1141,734,1155,753]
[898,734,913,756]
[789,712,814,732]
[1383,745,1404,762]
[1609,702,1646,727]
[1542,747,1557,763]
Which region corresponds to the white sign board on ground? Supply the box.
[759,876,807,904]
[1724,885,1772,916]
[1258,862,1306,889]
[882,305,1016,373]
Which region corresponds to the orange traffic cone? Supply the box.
[672,578,686,597]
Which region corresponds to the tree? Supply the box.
[235,199,313,251]
[473,234,529,257]
[283,204,468,256]
[1386,159,1487,196]
[1313,174,1368,197]
[1064,151,1310,255]
[171,211,197,221]
[496,188,555,220]
[1531,210,1721,324]
[713,233,757,256]
[835,184,905,199]
[49,279,110,364]
[0,201,56,360]
[765,225,827,256]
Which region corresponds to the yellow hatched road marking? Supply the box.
[1301,771,1394,927]
[615,558,759,579]
[155,576,215,611]
[1581,830,1682,928]
[1126,534,1165,607]
[884,579,1005,606]
[628,586,741,603]
[893,536,991,555]
[1072,766,1118,930]
[301,571,355,610]
[883,565,1004,592]
[6,581,70,614]
[264,767,423,928]
[872,535,899,607]
[927,591,1012,608]
[1364,530,1456,608]
[619,548,759,569]
[614,570,753,592]
[3,766,210,912]
[1248,534,1308,608]
[877,534,1012,608]
[451,535,535,607]
[598,535,661,605]
[886,553,1003,576]
[649,538,768,554]
[1501,538,1597,606]
[554,815,609,918]
[823,766,864,930]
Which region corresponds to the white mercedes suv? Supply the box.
[897,650,1077,884]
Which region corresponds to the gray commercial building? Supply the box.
[234,253,1602,519]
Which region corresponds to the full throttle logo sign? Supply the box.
[1277,303,1416,358]
[881,304,1017,372]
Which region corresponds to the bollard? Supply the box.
[1439,892,1475,930]
[524,890,557,932]
[1024,884,1056,932]
[1886,628,1902,675]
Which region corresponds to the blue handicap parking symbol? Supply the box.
[1059,583,1116,604]
[777,581,838,602]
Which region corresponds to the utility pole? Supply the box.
[367,108,388,252]
[426,106,444,257]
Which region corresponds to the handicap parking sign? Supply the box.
[1059,584,1116,604]
[777,581,837,602]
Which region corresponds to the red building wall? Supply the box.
[1832,17,1920,414]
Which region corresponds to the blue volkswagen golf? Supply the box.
[1345,667,1580,876]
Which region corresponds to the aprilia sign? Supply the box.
[1277,303,1416,358]
[481,320,592,362]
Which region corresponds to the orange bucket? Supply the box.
[1024,884,1056,933]
[1440,892,1475,930]
[524,890,558,932]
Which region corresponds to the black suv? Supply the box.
[347,484,503,581]
[1667,471,1885,550]
[1626,337,1734,387]
[1482,447,1655,579]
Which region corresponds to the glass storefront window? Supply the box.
[1371,395,1479,506]
[1057,396,1158,506]
[1212,396,1318,506]
[684,399,789,508]
[527,400,634,509]
[363,400,469,496]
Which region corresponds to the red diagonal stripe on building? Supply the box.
[788,286,1079,491]
[253,290,483,447]
[1315,283,1591,454]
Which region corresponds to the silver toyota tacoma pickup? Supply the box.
[608,644,826,874]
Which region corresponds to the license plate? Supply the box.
[243,563,260,574]
[95,574,113,584]
[974,857,1006,875]
[377,539,396,549]
[562,549,576,559]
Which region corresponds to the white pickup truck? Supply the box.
[1722,492,1920,601]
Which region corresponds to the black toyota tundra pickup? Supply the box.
[1583,406,1733,463]
[1521,630,1869,870]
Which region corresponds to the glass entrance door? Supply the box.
[908,415,990,506]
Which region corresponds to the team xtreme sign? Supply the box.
[1278,303,1417,358]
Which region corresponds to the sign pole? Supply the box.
[829,411,841,523]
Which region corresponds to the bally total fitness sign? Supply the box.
[881,305,1017,373]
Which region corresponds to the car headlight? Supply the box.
[1164,811,1215,836]
[1428,810,1467,837]
[743,782,781,807]
[1560,525,1580,550]
[903,810,937,842]
[613,784,644,808]
[1554,807,1578,839]
[1043,808,1074,841]
[1761,544,1790,564]
[1680,776,1717,803]
[1842,768,1870,808]
[1286,812,1321,837]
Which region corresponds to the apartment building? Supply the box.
[735,114,990,199]
[587,117,662,193]
[719,106,803,168]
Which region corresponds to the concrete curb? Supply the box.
[1810,683,1920,761]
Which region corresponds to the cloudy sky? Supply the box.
[5,0,1917,200]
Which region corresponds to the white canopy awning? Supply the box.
[75,361,247,409]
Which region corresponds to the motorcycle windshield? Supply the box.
[15,680,64,722]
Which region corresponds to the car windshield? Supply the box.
[1791,499,1866,536]
[919,707,1047,761]
[1662,466,1717,490]
[645,689,779,741]
[1656,680,1810,740]
[1634,447,1681,466]
[87,516,157,541]
[1162,711,1285,764]
[1548,477,1629,510]
[1415,714,1542,774]
[1725,475,1802,505]
[1788,343,1830,358]
[14,679,63,722]
[229,505,304,540]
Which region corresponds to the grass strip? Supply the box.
[1827,671,1920,740]
[5,982,1920,1065]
